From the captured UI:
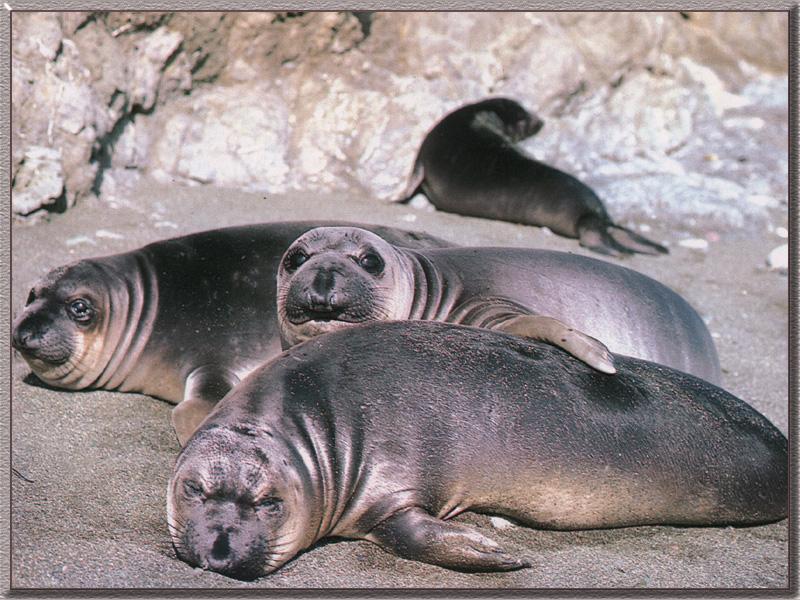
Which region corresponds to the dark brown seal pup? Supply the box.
[167,321,787,580]
[277,227,721,383]
[398,97,668,257]
[11,221,453,446]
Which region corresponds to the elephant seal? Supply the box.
[277,226,721,383]
[11,221,453,446]
[167,321,787,580]
[397,97,668,257]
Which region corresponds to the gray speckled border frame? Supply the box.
[1,3,797,599]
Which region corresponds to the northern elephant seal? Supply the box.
[168,321,787,580]
[11,221,453,446]
[277,226,721,383]
[398,97,668,257]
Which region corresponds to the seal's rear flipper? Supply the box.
[367,507,530,572]
[608,225,669,255]
[577,215,666,257]
[577,218,634,257]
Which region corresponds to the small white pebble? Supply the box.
[766,243,788,271]
[154,221,179,229]
[401,213,417,222]
[775,227,788,238]
[711,332,721,339]
[489,516,515,530]
[66,236,97,247]
[678,238,709,251]
[541,227,553,236]
[95,229,124,239]
[638,224,652,233]
[409,195,435,211]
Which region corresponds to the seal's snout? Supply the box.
[12,324,31,351]
[199,529,268,581]
[306,269,341,313]
[12,317,42,353]
[513,115,543,141]
[211,531,231,561]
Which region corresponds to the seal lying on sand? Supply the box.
[397,97,668,257]
[11,221,453,446]
[277,227,721,383]
[167,321,787,580]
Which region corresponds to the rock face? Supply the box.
[11,11,788,234]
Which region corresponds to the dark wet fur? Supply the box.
[403,97,669,257]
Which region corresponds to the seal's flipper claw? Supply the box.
[496,315,617,375]
[368,507,525,572]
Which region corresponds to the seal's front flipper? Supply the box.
[496,315,616,374]
[367,507,530,572]
[393,160,425,203]
[172,366,240,446]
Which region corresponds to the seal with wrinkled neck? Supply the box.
[168,321,786,579]
[277,226,721,383]
[12,221,454,446]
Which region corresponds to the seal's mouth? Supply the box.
[17,348,69,366]
[12,336,73,366]
[288,309,367,325]
[301,307,343,322]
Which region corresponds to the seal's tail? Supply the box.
[577,215,668,257]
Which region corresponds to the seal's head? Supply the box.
[167,424,314,580]
[13,261,117,389]
[12,254,153,390]
[277,227,416,347]
[469,97,543,142]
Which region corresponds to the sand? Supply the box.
[9,178,789,590]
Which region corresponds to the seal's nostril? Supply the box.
[306,290,334,311]
[211,531,231,560]
[12,327,29,350]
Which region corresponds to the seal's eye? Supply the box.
[255,496,283,515]
[358,253,383,275]
[284,250,309,272]
[183,480,205,500]
[25,290,36,306]
[67,298,94,323]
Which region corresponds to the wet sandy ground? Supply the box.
[10,179,789,590]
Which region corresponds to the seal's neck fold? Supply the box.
[93,253,159,391]
[403,250,461,321]
[287,408,364,544]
